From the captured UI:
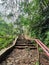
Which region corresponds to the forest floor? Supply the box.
[0,36,49,65]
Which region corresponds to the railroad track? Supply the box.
[0,36,49,65]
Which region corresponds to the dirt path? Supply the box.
[0,36,38,65]
[0,48,38,65]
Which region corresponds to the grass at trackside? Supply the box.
[0,35,16,50]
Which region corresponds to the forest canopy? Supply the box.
[17,0,49,47]
[0,0,49,50]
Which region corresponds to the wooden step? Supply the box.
[15,45,37,49]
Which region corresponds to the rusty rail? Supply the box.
[34,39,49,56]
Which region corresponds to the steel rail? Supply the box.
[34,39,49,56]
[37,39,49,51]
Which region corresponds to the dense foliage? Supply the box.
[0,16,17,50]
[18,0,49,47]
[0,0,49,50]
